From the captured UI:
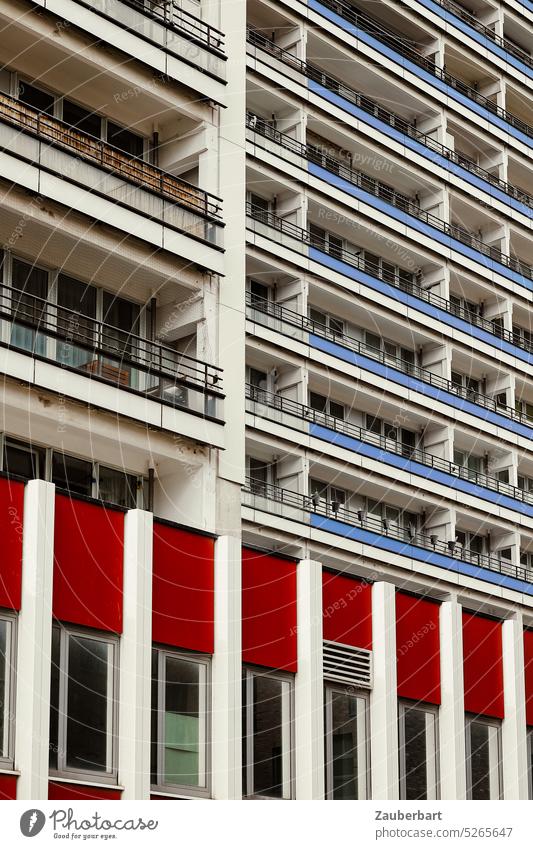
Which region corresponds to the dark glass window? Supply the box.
[51,452,93,497]
[399,703,437,800]
[107,121,144,158]
[18,81,54,114]
[62,99,102,137]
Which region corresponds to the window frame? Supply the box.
[0,610,16,769]
[49,623,119,785]
[242,665,295,800]
[398,699,439,800]
[324,683,370,800]
[465,713,503,800]
[151,646,211,799]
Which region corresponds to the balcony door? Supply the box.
[10,258,48,356]
[56,275,97,370]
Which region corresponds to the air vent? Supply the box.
[323,639,372,689]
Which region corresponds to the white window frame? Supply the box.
[242,666,294,800]
[465,714,503,800]
[0,611,16,769]
[398,699,439,800]
[50,624,119,784]
[151,646,211,798]
[324,684,369,800]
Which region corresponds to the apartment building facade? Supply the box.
[0,0,533,802]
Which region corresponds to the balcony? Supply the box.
[1,284,224,421]
[245,292,531,429]
[247,110,533,235]
[245,382,533,511]
[0,91,223,247]
[246,212,533,361]
[247,28,533,206]
[79,0,226,81]
[242,477,532,585]
[315,0,533,74]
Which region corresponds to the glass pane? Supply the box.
[150,650,158,786]
[11,258,48,355]
[62,99,101,137]
[107,122,144,158]
[401,706,435,800]
[252,675,288,798]
[469,720,500,800]
[66,635,111,773]
[18,81,54,114]
[0,620,8,758]
[57,275,97,369]
[98,466,137,508]
[329,692,366,799]
[51,453,93,497]
[3,439,42,479]
[49,627,61,770]
[163,656,204,788]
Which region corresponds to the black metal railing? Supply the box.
[246,291,531,427]
[245,382,533,506]
[247,111,533,268]
[243,476,530,582]
[412,0,533,69]
[1,284,224,418]
[317,0,532,72]
[246,209,533,362]
[247,28,533,210]
[0,90,223,223]
[120,0,226,53]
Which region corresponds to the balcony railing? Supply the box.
[247,28,533,209]
[245,382,533,507]
[0,91,223,241]
[1,284,224,420]
[245,291,531,427]
[243,477,531,583]
[247,111,533,264]
[317,0,532,75]
[120,0,225,53]
[246,207,533,362]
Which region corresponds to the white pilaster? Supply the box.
[502,613,528,799]
[211,534,242,799]
[439,597,467,800]
[370,581,398,800]
[118,509,153,800]
[295,559,324,800]
[15,480,55,800]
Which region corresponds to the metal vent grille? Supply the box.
[323,640,373,689]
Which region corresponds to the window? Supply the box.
[513,324,533,352]
[309,225,343,259]
[62,98,101,138]
[309,478,346,513]
[324,686,368,799]
[51,452,93,497]
[151,648,210,796]
[249,193,270,223]
[107,121,144,159]
[455,530,484,559]
[453,449,483,478]
[365,332,415,371]
[465,715,502,800]
[518,474,533,493]
[18,79,54,114]
[0,613,15,767]
[449,294,480,322]
[528,728,533,800]
[247,457,271,496]
[451,371,480,398]
[242,668,294,799]
[49,625,118,781]
[2,436,45,479]
[365,414,416,456]
[308,307,344,338]
[516,398,533,422]
[248,280,270,308]
[309,391,345,420]
[399,701,438,800]
[367,499,418,540]
[98,466,138,509]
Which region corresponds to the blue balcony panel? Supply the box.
[309,423,533,518]
[310,513,533,595]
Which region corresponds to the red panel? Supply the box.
[322,571,372,649]
[242,547,297,672]
[0,477,24,610]
[463,612,504,718]
[396,592,441,705]
[0,775,17,799]
[53,495,124,633]
[48,781,121,800]
[152,523,214,653]
[524,630,533,726]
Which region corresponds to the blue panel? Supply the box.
[309,0,533,131]
[306,79,533,235]
[309,331,533,440]
[307,244,533,369]
[308,161,533,296]
[309,422,533,517]
[310,513,533,595]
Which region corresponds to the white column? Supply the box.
[118,509,153,800]
[439,597,467,800]
[502,613,528,799]
[370,581,398,800]
[211,534,242,799]
[15,480,55,800]
[295,559,324,800]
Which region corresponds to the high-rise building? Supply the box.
[0,0,532,802]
